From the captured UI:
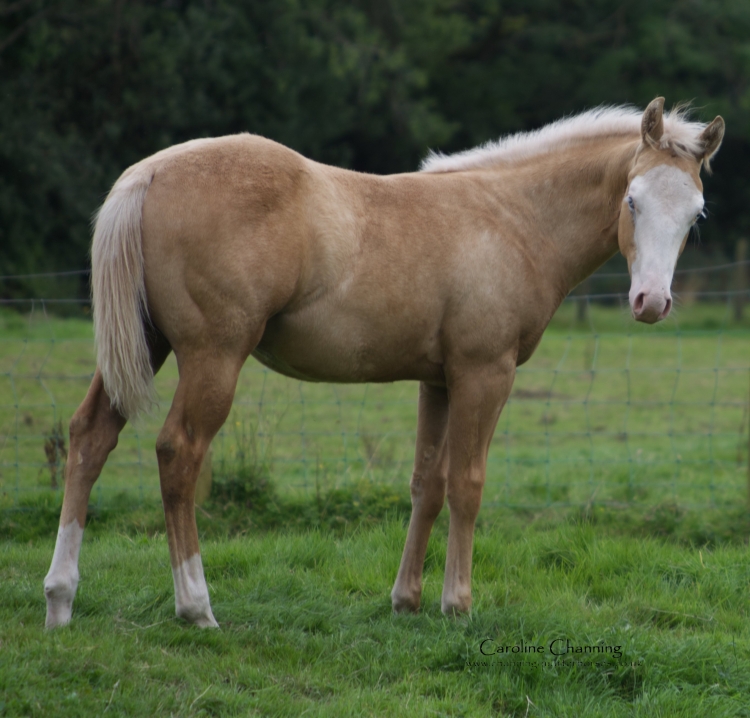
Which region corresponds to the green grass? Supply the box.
[3,300,750,715]
[2,299,750,511]
[2,519,749,716]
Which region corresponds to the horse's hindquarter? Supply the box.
[141,135,310,357]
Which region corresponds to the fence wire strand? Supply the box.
[2,264,750,511]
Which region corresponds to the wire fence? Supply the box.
[2,257,750,512]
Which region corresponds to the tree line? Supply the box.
[1,0,749,299]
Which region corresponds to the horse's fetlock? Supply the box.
[44,570,78,604]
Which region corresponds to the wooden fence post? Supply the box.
[734,239,748,322]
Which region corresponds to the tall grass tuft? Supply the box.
[210,420,277,513]
[205,420,411,533]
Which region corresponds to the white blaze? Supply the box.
[628,165,704,322]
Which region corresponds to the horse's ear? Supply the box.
[697,116,725,172]
[641,97,665,145]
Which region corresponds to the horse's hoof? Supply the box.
[176,605,219,628]
[45,603,73,629]
[193,614,220,629]
[392,595,420,614]
[441,594,472,616]
[44,577,77,628]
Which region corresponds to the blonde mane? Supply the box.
[420,105,708,174]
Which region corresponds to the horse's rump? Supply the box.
[92,135,312,419]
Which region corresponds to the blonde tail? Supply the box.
[91,166,156,421]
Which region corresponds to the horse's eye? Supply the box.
[627,196,635,213]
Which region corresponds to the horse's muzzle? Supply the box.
[631,290,672,324]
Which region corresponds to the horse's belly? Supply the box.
[251,343,329,382]
[252,313,444,385]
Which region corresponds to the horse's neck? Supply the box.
[490,138,639,299]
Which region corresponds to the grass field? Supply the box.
[2,299,750,510]
[2,300,750,715]
[1,519,749,716]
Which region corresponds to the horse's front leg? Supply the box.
[391,383,449,613]
[44,370,126,627]
[441,355,516,615]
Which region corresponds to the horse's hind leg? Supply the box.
[44,370,126,627]
[391,383,449,613]
[155,352,242,627]
[44,330,170,628]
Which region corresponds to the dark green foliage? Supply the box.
[1,0,749,292]
[0,0,454,287]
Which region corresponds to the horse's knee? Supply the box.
[410,471,446,518]
[155,430,180,465]
[156,420,200,461]
[446,470,484,520]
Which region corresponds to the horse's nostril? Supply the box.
[633,292,646,313]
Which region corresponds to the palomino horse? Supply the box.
[44,98,724,628]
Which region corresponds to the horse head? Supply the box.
[618,97,724,323]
